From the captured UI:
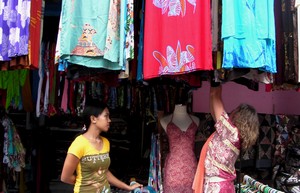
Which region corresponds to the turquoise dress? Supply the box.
[59,0,122,70]
[221,0,276,73]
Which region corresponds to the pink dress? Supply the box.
[163,117,197,193]
[203,112,241,193]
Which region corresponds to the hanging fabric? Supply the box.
[56,0,123,70]
[143,0,213,79]
[221,0,276,73]
[148,133,163,193]
[1,116,26,172]
[0,69,28,109]
[0,0,31,62]
[136,0,145,81]
[125,0,134,61]
[296,0,300,82]
[279,0,298,83]
[241,175,284,193]
[29,0,43,69]
[118,0,127,69]
[118,0,135,79]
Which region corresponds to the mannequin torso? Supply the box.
[160,104,199,192]
[160,104,199,132]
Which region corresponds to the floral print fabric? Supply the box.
[204,112,240,193]
[0,0,31,61]
[57,0,122,70]
[163,120,198,193]
[143,0,213,79]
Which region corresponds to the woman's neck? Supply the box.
[84,127,101,140]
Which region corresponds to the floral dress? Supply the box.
[204,112,241,193]
[163,117,198,193]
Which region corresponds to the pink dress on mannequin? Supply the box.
[163,115,197,193]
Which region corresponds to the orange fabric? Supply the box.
[192,132,215,193]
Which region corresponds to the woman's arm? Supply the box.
[209,84,224,122]
[61,153,79,185]
[106,170,142,191]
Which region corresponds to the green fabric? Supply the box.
[0,69,28,109]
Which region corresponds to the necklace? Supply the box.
[86,136,102,144]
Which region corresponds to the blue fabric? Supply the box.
[136,0,145,81]
[221,0,276,73]
[0,0,31,61]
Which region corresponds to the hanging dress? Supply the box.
[143,0,213,79]
[148,133,163,193]
[221,0,276,73]
[29,0,43,69]
[58,0,122,70]
[296,0,300,82]
[0,0,31,61]
[163,115,198,193]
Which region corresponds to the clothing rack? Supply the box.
[240,175,284,193]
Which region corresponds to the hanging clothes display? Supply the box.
[221,0,277,73]
[136,0,145,81]
[125,0,134,61]
[280,0,298,84]
[118,0,135,79]
[29,0,43,69]
[0,0,31,62]
[143,0,213,79]
[272,0,298,88]
[296,0,300,82]
[0,69,28,109]
[1,116,26,172]
[148,133,163,193]
[212,0,219,52]
[56,0,122,70]
[241,175,284,193]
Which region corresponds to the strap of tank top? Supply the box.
[170,113,174,123]
[189,114,195,124]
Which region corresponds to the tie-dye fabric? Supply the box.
[0,0,31,61]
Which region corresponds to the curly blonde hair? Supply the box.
[230,104,260,150]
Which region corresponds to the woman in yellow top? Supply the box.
[61,100,142,193]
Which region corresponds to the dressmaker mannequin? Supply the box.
[160,104,199,131]
[160,104,199,193]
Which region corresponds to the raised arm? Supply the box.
[209,84,225,122]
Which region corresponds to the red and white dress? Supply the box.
[143,0,213,79]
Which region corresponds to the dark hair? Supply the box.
[81,100,108,133]
[230,103,260,150]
